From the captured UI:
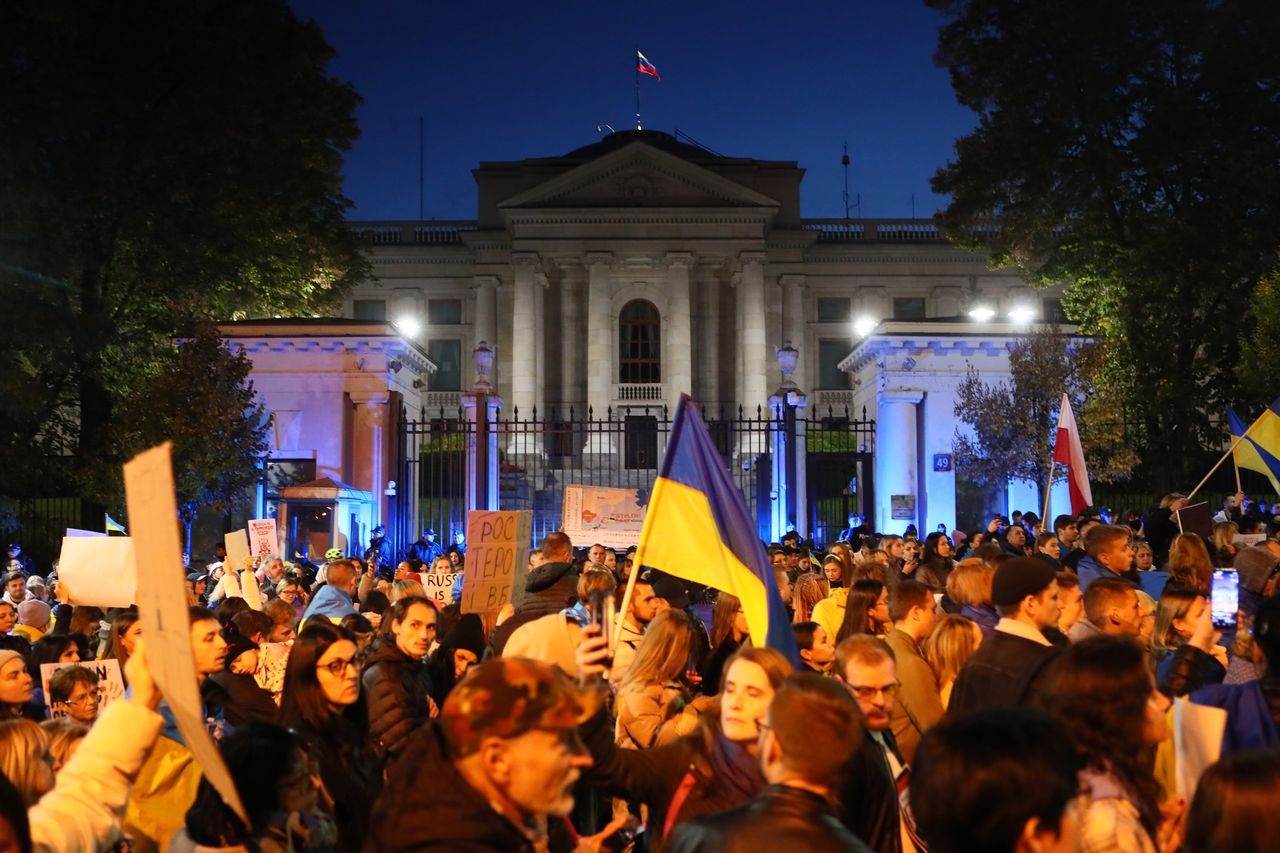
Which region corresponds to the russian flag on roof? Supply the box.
[633,395,799,665]
[636,50,660,80]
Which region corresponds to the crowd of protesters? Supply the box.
[0,492,1278,852]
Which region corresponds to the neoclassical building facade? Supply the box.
[339,130,1069,535]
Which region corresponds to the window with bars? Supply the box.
[618,300,661,383]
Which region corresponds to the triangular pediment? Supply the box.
[498,141,780,211]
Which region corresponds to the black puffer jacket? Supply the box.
[363,722,579,852]
[361,636,434,760]
[487,561,580,657]
[669,785,874,853]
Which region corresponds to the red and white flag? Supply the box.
[1053,393,1093,513]
[636,50,660,80]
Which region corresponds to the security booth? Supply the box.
[277,477,374,561]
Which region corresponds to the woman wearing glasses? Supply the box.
[278,621,381,851]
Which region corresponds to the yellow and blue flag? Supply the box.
[634,395,798,664]
[1228,400,1280,496]
[104,514,127,535]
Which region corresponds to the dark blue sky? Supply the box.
[290,0,975,222]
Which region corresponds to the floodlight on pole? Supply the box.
[1007,305,1037,324]
[393,315,422,338]
[967,304,996,321]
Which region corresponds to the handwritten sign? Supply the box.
[124,442,248,822]
[41,660,125,719]
[247,519,278,559]
[422,572,461,605]
[459,510,532,615]
[57,537,138,608]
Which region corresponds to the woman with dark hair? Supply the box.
[915,532,955,591]
[835,579,889,644]
[214,597,252,632]
[697,592,749,696]
[1035,636,1177,852]
[174,722,335,851]
[278,621,381,851]
[578,637,793,851]
[1185,749,1280,852]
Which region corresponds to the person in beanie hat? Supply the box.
[948,557,1063,717]
[426,612,486,707]
[365,657,604,852]
[13,599,51,643]
[206,631,276,727]
[1232,544,1280,618]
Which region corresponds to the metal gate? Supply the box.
[806,406,876,547]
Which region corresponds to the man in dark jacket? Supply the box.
[405,527,443,564]
[668,673,873,853]
[363,656,603,852]
[487,532,580,657]
[949,557,1063,717]
[361,595,438,760]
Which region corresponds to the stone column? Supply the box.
[780,274,807,394]
[664,252,693,415]
[534,269,547,414]
[876,389,923,534]
[699,274,719,404]
[510,253,538,417]
[739,252,768,410]
[472,275,499,384]
[557,259,583,411]
[585,253,613,419]
[350,389,390,525]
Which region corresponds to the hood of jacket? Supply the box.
[525,560,576,593]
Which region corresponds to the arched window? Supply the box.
[618,299,661,383]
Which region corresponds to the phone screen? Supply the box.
[1210,569,1239,629]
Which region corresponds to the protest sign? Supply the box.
[41,659,126,719]
[65,528,107,538]
[124,441,247,822]
[562,485,647,550]
[224,529,251,570]
[56,536,137,608]
[459,510,532,614]
[422,571,461,605]
[247,519,278,559]
[1173,697,1227,800]
[1174,502,1213,539]
[1233,533,1268,548]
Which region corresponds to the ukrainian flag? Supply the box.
[1228,400,1280,495]
[634,395,799,664]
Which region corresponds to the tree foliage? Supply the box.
[0,0,365,511]
[953,329,1138,503]
[926,0,1280,491]
[112,326,270,525]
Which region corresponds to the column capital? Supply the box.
[585,251,614,270]
[879,389,924,406]
[778,273,807,288]
[738,250,768,268]
[664,251,695,269]
[551,255,584,271]
[350,389,391,406]
[471,274,501,290]
[511,251,540,269]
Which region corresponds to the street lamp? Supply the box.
[393,315,422,338]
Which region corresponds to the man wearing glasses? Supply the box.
[834,635,923,853]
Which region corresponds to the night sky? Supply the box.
[289,0,976,222]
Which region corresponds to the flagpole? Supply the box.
[1189,427,1258,503]
[612,555,641,655]
[634,46,642,130]
[1041,460,1054,529]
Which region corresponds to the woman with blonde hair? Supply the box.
[40,718,87,773]
[1168,533,1214,594]
[0,718,51,804]
[1210,521,1240,567]
[790,573,829,623]
[428,555,453,575]
[946,559,998,638]
[616,609,708,750]
[1151,586,1227,683]
[388,578,426,604]
[923,614,983,708]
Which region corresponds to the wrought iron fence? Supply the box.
[6,497,82,573]
[394,406,473,560]
[493,403,777,545]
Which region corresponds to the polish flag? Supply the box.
[1053,394,1093,513]
[636,50,660,80]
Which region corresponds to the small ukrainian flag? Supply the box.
[104,514,127,535]
[1228,400,1280,496]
